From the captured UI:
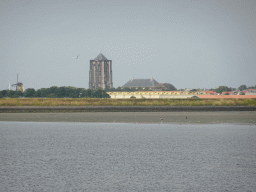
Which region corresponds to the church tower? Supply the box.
[89,53,113,90]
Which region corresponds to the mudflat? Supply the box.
[0,111,255,124]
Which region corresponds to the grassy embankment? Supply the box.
[0,98,256,106]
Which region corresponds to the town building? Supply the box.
[122,77,161,89]
[89,53,113,90]
[107,91,200,99]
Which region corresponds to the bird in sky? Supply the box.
[73,54,80,59]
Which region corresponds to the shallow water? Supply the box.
[0,121,255,192]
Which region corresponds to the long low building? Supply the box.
[107,91,256,99]
[107,91,201,99]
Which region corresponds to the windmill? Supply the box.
[12,73,24,92]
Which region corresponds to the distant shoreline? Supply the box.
[1,98,256,109]
[1,106,256,113]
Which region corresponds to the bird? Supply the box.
[186,116,188,119]
[73,54,80,59]
[160,117,163,122]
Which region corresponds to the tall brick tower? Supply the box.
[89,53,113,90]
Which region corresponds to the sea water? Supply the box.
[0,121,255,192]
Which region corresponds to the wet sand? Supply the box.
[1,106,256,113]
[0,111,255,124]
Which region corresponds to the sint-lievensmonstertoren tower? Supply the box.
[89,53,113,90]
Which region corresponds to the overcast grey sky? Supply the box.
[1,0,255,90]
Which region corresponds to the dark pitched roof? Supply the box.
[94,53,108,60]
[122,78,161,87]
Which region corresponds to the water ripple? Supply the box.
[0,121,255,191]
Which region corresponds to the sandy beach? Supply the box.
[0,111,255,124]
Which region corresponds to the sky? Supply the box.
[1,0,255,90]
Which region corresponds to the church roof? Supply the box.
[95,53,108,60]
[122,77,161,87]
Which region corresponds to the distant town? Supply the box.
[1,53,255,99]
[1,82,255,99]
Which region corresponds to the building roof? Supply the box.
[94,53,108,60]
[122,77,161,87]
[242,89,256,93]
[205,90,216,95]
[222,91,233,95]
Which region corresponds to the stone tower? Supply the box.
[89,53,113,90]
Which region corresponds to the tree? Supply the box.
[65,87,75,97]
[92,89,103,98]
[190,89,197,92]
[56,87,67,98]
[102,92,111,98]
[7,90,16,98]
[47,93,57,98]
[34,89,42,97]
[80,89,88,98]
[238,85,247,91]
[24,88,36,97]
[49,86,58,94]
[0,90,8,97]
[215,86,231,94]
[248,85,256,89]
[74,88,83,98]
[14,91,23,98]
[40,88,49,97]
[89,89,111,98]
[84,89,93,98]
[69,93,75,98]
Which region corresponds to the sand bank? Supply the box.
[0,106,256,113]
[0,111,255,124]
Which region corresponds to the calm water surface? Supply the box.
[0,121,256,192]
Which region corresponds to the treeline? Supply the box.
[215,85,256,93]
[215,86,234,93]
[1,84,254,98]
[0,86,110,98]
